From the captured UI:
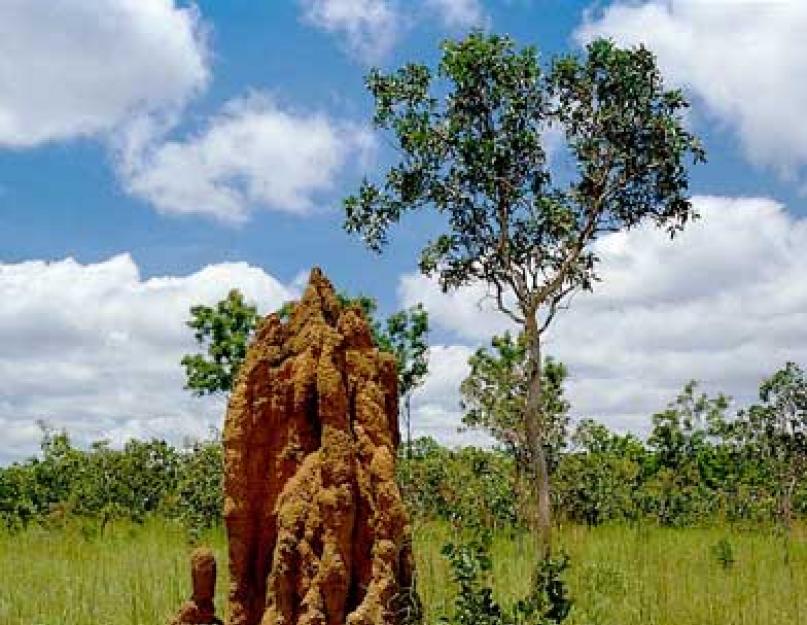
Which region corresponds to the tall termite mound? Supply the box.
[223,268,418,625]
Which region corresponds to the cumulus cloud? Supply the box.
[6,197,803,460]
[0,2,373,222]
[0,254,296,463]
[575,1,807,183]
[409,345,495,446]
[299,0,491,62]
[300,0,400,63]
[424,0,488,29]
[401,196,807,437]
[119,94,375,223]
[0,0,208,147]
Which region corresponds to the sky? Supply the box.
[2,0,807,463]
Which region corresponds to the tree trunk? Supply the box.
[524,313,552,560]
[781,474,797,566]
[405,393,413,458]
[782,474,796,532]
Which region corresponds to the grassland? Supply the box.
[0,520,805,625]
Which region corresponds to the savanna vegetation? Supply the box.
[2,31,805,625]
[2,361,806,624]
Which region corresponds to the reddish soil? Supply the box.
[169,547,223,625]
[222,268,417,625]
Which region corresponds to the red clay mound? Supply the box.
[169,547,223,625]
[223,268,418,625]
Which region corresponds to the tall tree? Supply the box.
[344,32,703,555]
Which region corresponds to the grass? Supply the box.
[0,519,805,624]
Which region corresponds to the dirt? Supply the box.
[169,547,223,625]
[222,268,417,625]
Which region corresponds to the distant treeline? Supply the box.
[1,392,805,533]
[0,431,222,533]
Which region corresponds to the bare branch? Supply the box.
[538,283,576,335]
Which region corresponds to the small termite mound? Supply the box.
[169,547,223,625]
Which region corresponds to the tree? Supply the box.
[648,380,729,471]
[182,291,430,444]
[344,32,703,554]
[181,289,259,396]
[555,419,645,526]
[734,362,807,532]
[376,304,430,456]
[460,332,569,489]
[645,381,730,525]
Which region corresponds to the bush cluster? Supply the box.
[0,429,222,533]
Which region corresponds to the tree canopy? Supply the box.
[181,289,259,396]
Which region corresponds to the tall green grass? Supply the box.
[0,520,804,624]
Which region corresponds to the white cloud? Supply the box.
[119,94,375,223]
[402,196,807,438]
[409,344,495,446]
[424,0,488,29]
[576,1,807,182]
[300,0,400,63]
[0,1,374,223]
[0,0,208,147]
[399,274,512,343]
[299,0,491,62]
[0,254,297,463]
[7,197,804,460]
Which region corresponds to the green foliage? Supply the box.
[0,429,221,532]
[440,534,503,625]
[732,362,807,528]
[67,438,181,530]
[461,332,569,473]
[4,363,807,536]
[345,31,703,322]
[376,303,430,453]
[181,289,259,395]
[710,537,735,570]
[554,420,645,526]
[440,531,571,625]
[643,381,731,526]
[399,439,519,530]
[175,439,223,534]
[379,303,430,398]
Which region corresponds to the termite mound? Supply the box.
[223,268,418,625]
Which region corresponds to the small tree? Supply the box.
[377,304,430,456]
[734,362,807,532]
[344,32,703,555]
[182,290,430,442]
[556,420,645,526]
[646,381,730,525]
[460,332,569,496]
[181,289,259,396]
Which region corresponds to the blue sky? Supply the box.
[0,1,598,305]
[2,1,807,462]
